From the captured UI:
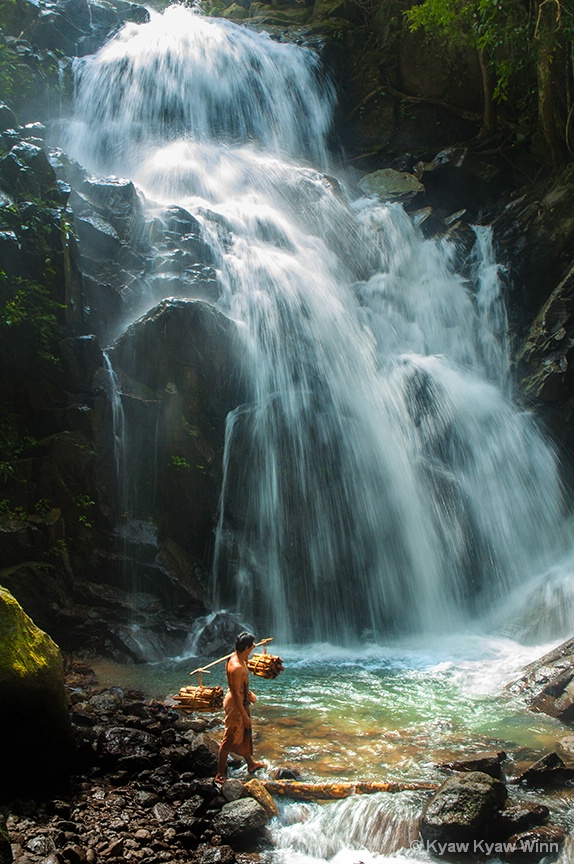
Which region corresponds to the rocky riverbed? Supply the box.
[1,660,276,864]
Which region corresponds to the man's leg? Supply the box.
[217,744,230,780]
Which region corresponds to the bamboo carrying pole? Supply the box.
[189,637,276,677]
[175,637,283,711]
[262,781,438,801]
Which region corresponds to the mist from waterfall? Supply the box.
[62,4,570,645]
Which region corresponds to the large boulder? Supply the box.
[212,797,269,845]
[0,587,75,800]
[421,771,507,845]
[107,299,243,562]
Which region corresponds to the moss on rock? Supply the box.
[0,585,64,678]
[0,586,74,800]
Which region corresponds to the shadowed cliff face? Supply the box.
[108,298,243,559]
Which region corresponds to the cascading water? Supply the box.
[61,4,570,648]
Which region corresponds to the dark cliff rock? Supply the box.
[108,298,244,563]
[485,166,574,462]
[0,116,240,663]
[1,0,150,59]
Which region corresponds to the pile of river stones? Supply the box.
[2,661,276,864]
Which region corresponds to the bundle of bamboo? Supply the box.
[173,684,224,712]
[248,653,284,679]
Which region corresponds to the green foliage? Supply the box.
[170,455,191,469]
[0,270,65,363]
[0,498,27,521]
[0,42,35,106]
[34,498,54,516]
[405,0,466,35]
[406,1,528,86]
[49,538,69,558]
[75,494,95,509]
[75,494,95,530]
[0,412,37,481]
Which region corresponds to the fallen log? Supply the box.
[263,780,438,801]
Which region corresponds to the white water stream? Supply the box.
[60,5,574,859]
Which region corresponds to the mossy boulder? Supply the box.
[0,586,74,800]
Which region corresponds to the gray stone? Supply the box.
[555,734,574,762]
[212,797,269,843]
[190,732,220,777]
[97,726,160,759]
[177,796,204,826]
[358,167,424,201]
[151,802,175,824]
[194,844,236,864]
[221,779,247,803]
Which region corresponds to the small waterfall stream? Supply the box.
[60,4,571,646]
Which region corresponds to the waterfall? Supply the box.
[103,352,127,488]
[62,4,569,645]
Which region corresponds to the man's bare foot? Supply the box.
[247,761,265,773]
[214,774,226,792]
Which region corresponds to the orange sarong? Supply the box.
[220,689,253,757]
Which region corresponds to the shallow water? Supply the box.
[91,633,565,785]
[90,633,574,862]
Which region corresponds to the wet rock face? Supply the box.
[491,166,574,459]
[2,0,150,57]
[108,298,244,562]
[0,110,241,662]
[508,635,574,726]
[57,166,222,344]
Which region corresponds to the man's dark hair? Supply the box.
[236,631,256,652]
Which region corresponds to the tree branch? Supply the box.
[347,79,482,124]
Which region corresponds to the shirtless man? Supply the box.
[215,631,265,786]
